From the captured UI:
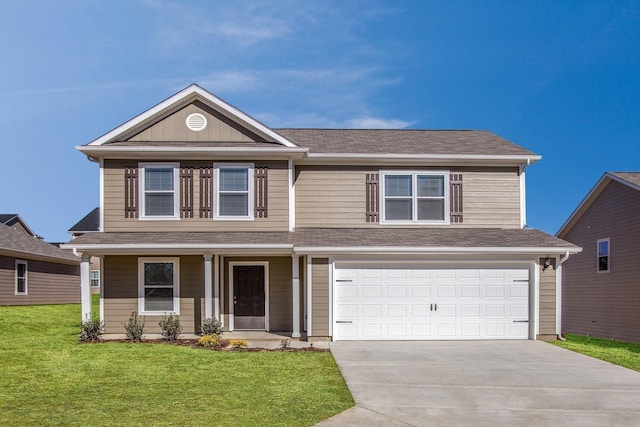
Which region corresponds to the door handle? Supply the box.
[435,304,437,311]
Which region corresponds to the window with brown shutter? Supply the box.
[124,166,138,218]
[199,166,213,218]
[450,173,463,223]
[180,166,194,218]
[366,173,379,222]
[254,166,268,218]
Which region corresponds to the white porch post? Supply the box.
[80,254,92,321]
[292,254,301,338]
[204,254,213,320]
[214,255,220,320]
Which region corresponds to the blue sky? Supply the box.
[1,1,638,241]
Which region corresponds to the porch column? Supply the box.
[80,254,92,321]
[204,254,212,320]
[214,255,220,320]
[292,254,301,338]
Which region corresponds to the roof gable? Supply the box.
[0,223,79,264]
[87,84,297,148]
[0,214,37,237]
[557,171,640,238]
[68,207,100,234]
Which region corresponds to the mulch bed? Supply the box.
[83,338,329,352]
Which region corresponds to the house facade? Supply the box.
[64,85,579,340]
[0,222,80,305]
[557,172,640,343]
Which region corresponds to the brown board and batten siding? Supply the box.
[126,101,263,143]
[538,259,557,338]
[295,166,521,228]
[102,159,289,232]
[561,180,640,343]
[0,255,79,305]
[311,258,330,338]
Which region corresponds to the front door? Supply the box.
[233,265,266,330]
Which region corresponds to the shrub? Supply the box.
[279,338,291,349]
[197,334,220,348]
[159,314,182,341]
[200,317,223,336]
[124,311,145,342]
[229,339,248,348]
[79,317,103,342]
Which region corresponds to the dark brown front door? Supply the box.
[233,265,265,330]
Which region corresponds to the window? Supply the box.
[15,261,27,295]
[140,163,179,219]
[597,238,610,273]
[381,171,449,223]
[138,258,179,314]
[215,163,254,219]
[90,270,100,288]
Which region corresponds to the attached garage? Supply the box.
[333,263,531,340]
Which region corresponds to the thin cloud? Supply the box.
[345,117,413,129]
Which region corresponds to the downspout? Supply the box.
[519,159,531,228]
[557,250,571,341]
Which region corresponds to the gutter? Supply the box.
[557,250,572,341]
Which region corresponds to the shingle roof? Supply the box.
[0,214,18,224]
[274,129,537,156]
[609,172,640,188]
[66,228,577,253]
[0,223,80,263]
[69,208,100,233]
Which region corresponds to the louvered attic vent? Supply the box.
[185,113,207,132]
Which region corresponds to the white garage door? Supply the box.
[333,263,530,340]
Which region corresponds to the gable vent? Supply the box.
[185,113,207,132]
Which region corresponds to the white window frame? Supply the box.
[15,260,27,295]
[139,162,180,220]
[90,270,100,288]
[597,238,610,273]
[214,163,254,220]
[380,170,450,224]
[138,257,180,315]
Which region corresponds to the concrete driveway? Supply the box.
[318,340,640,426]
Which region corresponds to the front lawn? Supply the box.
[0,301,353,426]
[551,333,640,372]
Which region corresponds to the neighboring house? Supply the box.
[0,223,80,305]
[63,84,580,340]
[557,172,640,343]
[69,208,101,295]
[1,214,38,237]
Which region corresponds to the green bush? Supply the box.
[200,317,223,336]
[159,314,182,341]
[79,317,103,342]
[124,311,145,342]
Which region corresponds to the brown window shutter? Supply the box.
[450,173,463,223]
[254,167,268,218]
[180,166,194,218]
[366,173,379,222]
[199,166,213,218]
[124,166,138,218]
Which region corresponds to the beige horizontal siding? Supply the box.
[311,258,330,337]
[295,166,521,228]
[128,101,259,143]
[562,180,640,343]
[103,159,289,232]
[0,255,79,306]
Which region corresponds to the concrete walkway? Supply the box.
[318,340,640,426]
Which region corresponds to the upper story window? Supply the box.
[597,238,610,273]
[381,171,449,224]
[140,163,179,219]
[15,260,27,295]
[215,163,254,220]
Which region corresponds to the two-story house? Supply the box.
[64,84,579,341]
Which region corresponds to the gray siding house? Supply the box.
[63,84,579,340]
[0,222,80,306]
[557,172,640,343]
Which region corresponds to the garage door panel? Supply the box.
[333,264,530,341]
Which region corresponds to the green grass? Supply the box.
[0,300,353,426]
[551,333,640,372]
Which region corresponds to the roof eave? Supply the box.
[77,145,308,161]
[294,245,581,255]
[298,153,541,166]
